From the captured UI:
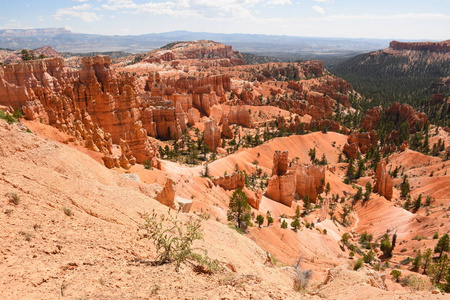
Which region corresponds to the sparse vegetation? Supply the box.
[63,207,73,217]
[141,210,220,273]
[6,192,20,205]
[353,258,364,270]
[390,269,402,282]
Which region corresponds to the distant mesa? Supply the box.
[0,27,71,37]
[389,40,450,53]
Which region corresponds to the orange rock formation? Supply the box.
[373,161,394,200]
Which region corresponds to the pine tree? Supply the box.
[380,234,393,257]
[302,194,310,213]
[429,254,449,284]
[355,158,366,179]
[345,158,355,183]
[422,248,432,275]
[412,250,422,272]
[256,215,264,228]
[363,182,372,201]
[291,219,300,231]
[227,188,251,229]
[434,233,450,258]
[266,211,274,226]
[400,175,411,199]
[353,187,363,201]
[412,194,422,211]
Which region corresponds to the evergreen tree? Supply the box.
[412,194,422,211]
[325,182,331,195]
[266,211,274,226]
[422,248,432,275]
[363,182,372,201]
[256,215,264,228]
[380,234,393,257]
[434,233,450,258]
[429,254,449,284]
[227,188,251,229]
[353,187,363,201]
[400,175,411,199]
[302,194,311,213]
[412,250,422,272]
[291,219,300,231]
[355,158,366,179]
[345,158,355,183]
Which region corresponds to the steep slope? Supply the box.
[0,119,307,299]
[1,120,447,299]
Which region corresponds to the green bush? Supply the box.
[142,211,220,273]
[363,250,375,263]
[0,110,17,124]
[353,258,364,270]
[390,269,402,282]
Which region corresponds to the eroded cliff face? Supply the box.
[266,150,325,206]
[0,56,155,165]
[0,57,234,166]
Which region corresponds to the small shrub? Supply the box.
[291,219,300,231]
[323,229,327,235]
[19,231,33,241]
[143,160,153,170]
[281,220,288,229]
[141,210,221,273]
[390,269,402,282]
[341,233,350,246]
[150,284,160,295]
[363,250,375,263]
[433,232,439,239]
[400,274,426,291]
[63,207,73,217]
[353,258,364,270]
[293,269,312,292]
[6,193,20,205]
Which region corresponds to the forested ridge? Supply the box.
[331,49,450,127]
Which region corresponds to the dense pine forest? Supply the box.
[331,49,450,127]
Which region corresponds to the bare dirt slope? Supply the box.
[0,120,304,299]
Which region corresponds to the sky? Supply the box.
[0,0,449,40]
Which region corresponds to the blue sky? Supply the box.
[1,0,449,39]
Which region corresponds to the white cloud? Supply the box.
[314,0,333,3]
[267,0,292,5]
[101,0,261,20]
[312,5,325,14]
[54,4,102,22]
[72,0,89,2]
